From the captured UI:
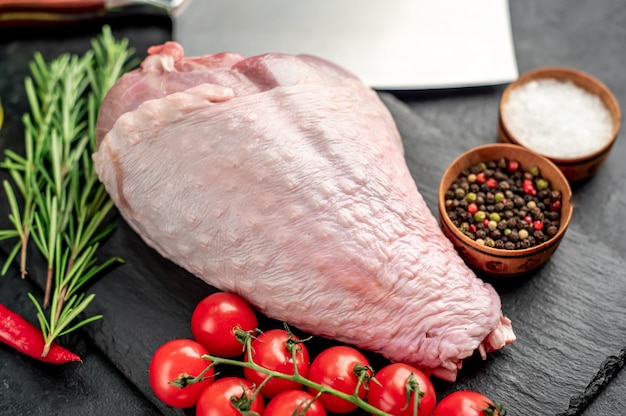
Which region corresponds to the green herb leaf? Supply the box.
[0,25,135,357]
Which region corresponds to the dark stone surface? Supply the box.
[395,0,626,414]
[0,1,625,415]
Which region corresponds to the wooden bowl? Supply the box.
[438,143,573,278]
[498,67,621,184]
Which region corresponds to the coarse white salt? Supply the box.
[502,78,614,159]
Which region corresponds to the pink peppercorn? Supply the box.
[524,215,533,224]
[507,160,519,172]
[522,179,537,195]
[533,220,544,231]
[467,203,478,214]
[475,172,486,183]
[486,178,498,188]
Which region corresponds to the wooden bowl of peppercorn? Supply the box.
[438,143,573,278]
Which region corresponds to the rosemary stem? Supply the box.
[19,221,29,278]
[43,267,53,308]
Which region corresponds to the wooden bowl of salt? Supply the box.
[498,67,621,184]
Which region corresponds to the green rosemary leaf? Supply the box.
[69,256,124,297]
[2,181,23,235]
[27,292,50,333]
[1,241,21,275]
[59,314,103,338]
[50,293,98,337]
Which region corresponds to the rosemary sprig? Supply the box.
[0,26,136,357]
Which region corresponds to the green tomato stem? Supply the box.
[201,354,393,416]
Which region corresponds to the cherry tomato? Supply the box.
[367,363,436,416]
[433,390,506,416]
[307,346,372,414]
[149,339,214,408]
[191,292,258,357]
[244,328,310,398]
[263,389,327,416]
[196,376,264,416]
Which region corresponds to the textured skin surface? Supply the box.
[93,42,515,380]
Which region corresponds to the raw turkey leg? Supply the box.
[93,42,515,381]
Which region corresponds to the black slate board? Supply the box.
[399,1,626,413]
[1,1,626,415]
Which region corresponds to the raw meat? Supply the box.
[93,41,515,381]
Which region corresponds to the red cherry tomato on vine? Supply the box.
[433,390,506,416]
[191,292,258,357]
[149,339,214,408]
[263,390,327,416]
[243,328,311,398]
[307,346,372,414]
[195,376,264,416]
[367,363,436,416]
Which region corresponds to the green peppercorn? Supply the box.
[474,211,486,223]
[494,192,504,203]
[485,238,496,248]
[454,188,466,198]
[489,212,501,222]
[504,228,512,236]
[477,162,487,172]
[536,178,549,191]
[466,192,477,203]
[530,166,540,176]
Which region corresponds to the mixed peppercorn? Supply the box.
[444,158,562,250]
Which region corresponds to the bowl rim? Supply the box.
[438,143,574,257]
[499,66,621,163]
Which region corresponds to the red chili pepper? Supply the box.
[0,303,81,364]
